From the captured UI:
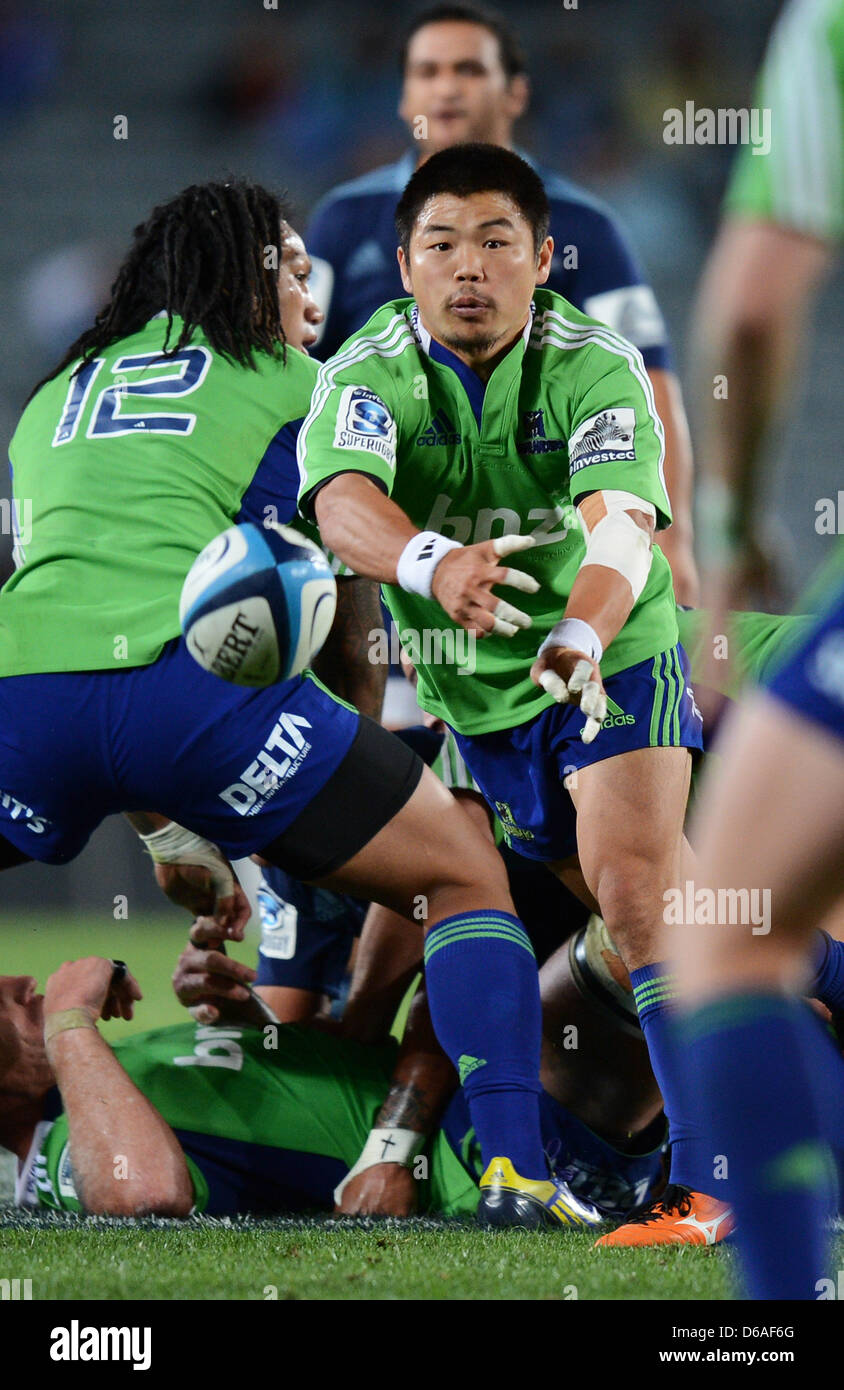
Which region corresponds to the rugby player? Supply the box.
[674,566,844,1297]
[1,952,664,1222]
[297,141,710,1224]
[175,600,844,1235]
[691,0,844,610]
[672,0,844,1297]
[0,178,600,1231]
[306,2,698,602]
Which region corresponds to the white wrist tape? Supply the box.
[138,822,235,901]
[578,491,655,604]
[333,1127,426,1205]
[537,617,603,664]
[396,531,463,599]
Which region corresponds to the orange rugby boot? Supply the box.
[594,1183,735,1247]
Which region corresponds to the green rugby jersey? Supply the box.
[725,0,844,241]
[2,318,318,675]
[298,288,676,735]
[20,1022,478,1219]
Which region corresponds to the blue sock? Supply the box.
[631,962,714,1193]
[810,931,844,1012]
[681,995,841,1300]
[424,910,545,1178]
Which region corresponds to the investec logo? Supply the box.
[424,492,577,546]
[220,713,312,816]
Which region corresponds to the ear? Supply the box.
[397,246,413,295]
[505,73,530,123]
[535,236,554,286]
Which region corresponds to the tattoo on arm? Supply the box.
[375,1081,436,1133]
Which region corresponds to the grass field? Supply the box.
[0,911,255,1038]
[0,1211,747,1301]
[2,914,840,1302]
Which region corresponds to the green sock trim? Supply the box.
[424,926,535,964]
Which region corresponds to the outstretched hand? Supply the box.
[432,534,539,637]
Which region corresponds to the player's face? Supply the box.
[399,22,528,155]
[277,226,323,354]
[398,191,552,368]
[0,975,52,1098]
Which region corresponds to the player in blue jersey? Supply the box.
[306,2,698,602]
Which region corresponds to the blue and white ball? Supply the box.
[179,522,337,686]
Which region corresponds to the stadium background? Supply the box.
[0,0,840,951]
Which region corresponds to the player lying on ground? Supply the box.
[0,178,601,1229]
[0,952,664,1221]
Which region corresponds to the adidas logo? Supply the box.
[458,1053,487,1084]
[417,410,461,447]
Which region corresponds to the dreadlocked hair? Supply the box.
[29,179,290,401]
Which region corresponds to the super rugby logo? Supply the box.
[333,386,396,467]
[568,408,636,473]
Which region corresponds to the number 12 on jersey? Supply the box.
[52,347,211,446]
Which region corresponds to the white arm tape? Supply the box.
[578,491,655,604]
[137,822,235,898]
[396,531,463,599]
[333,1127,426,1205]
[537,617,603,664]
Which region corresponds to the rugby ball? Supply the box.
[179,522,337,686]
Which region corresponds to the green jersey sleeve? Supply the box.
[676,606,813,698]
[297,363,400,511]
[28,1111,209,1214]
[565,345,672,529]
[725,0,844,242]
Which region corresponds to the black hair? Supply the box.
[395,142,549,256]
[29,179,290,400]
[398,3,527,79]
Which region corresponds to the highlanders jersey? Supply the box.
[297,287,676,736]
[18,1022,478,1218]
[306,151,672,367]
[19,1020,662,1221]
[2,319,317,676]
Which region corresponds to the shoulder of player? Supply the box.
[309,301,423,405]
[530,290,648,376]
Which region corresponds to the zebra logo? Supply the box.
[569,407,636,474]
